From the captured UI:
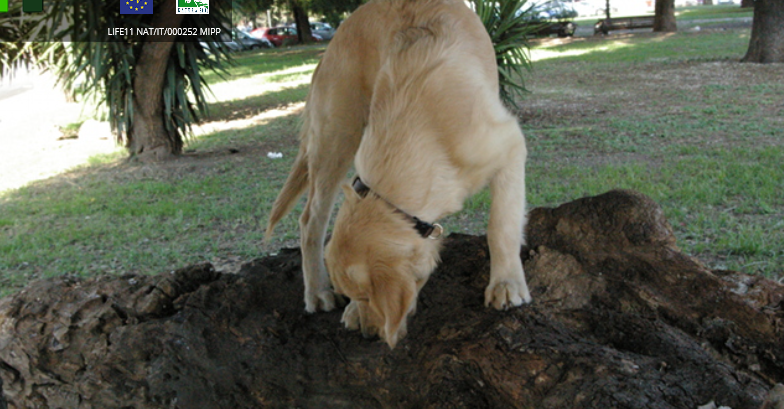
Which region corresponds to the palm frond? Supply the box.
[471,0,540,108]
[1,0,233,150]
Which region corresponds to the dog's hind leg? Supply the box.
[299,117,364,312]
[485,124,532,310]
[300,166,345,311]
[287,19,377,312]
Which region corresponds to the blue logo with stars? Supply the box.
[121,0,152,14]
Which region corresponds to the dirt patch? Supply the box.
[2,190,782,408]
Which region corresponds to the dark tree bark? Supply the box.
[2,190,783,408]
[704,0,713,5]
[654,0,677,32]
[0,377,6,409]
[291,0,313,44]
[605,0,611,19]
[128,0,185,161]
[742,0,784,63]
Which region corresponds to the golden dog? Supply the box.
[266,0,530,348]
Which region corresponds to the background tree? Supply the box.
[0,9,19,71]
[0,1,40,74]
[741,0,753,8]
[741,0,784,63]
[0,0,232,161]
[3,0,537,160]
[289,0,314,43]
[309,0,362,28]
[234,0,276,28]
[653,0,677,32]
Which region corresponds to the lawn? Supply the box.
[1,17,781,297]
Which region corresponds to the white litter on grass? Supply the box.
[267,152,283,159]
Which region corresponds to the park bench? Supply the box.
[594,16,655,35]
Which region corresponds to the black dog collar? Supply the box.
[352,176,443,239]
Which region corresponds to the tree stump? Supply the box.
[1,190,782,408]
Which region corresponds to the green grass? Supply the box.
[531,29,749,63]
[675,5,753,21]
[201,44,323,83]
[1,23,782,298]
[571,4,752,24]
[529,147,784,273]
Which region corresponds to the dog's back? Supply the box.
[266,0,494,235]
[354,0,520,221]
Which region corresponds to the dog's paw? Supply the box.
[304,289,337,313]
[341,300,382,339]
[340,300,361,330]
[484,279,532,310]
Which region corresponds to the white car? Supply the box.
[531,0,578,20]
[309,22,335,40]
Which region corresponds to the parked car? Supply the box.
[572,0,614,17]
[199,37,242,54]
[533,0,578,20]
[309,22,335,40]
[252,26,321,47]
[233,28,273,50]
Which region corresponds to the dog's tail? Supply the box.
[265,137,309,241]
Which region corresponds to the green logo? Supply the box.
[177,0,209,14]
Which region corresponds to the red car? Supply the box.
[251,26,321,47]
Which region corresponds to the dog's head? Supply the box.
[326,184,441,348]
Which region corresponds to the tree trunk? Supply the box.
[605,0,611,19]
[741,0,784,63]
[127,0,185,162]
[291,0,313,44]
[704,0,713,5]
[0,377,6,409]
[2,190,783,408]
[653,0,677,32]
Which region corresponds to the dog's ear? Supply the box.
[341,183,361,202]
[369,267,417,349]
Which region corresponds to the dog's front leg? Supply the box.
[485,138,532,310]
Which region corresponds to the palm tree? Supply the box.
[1,0,232,161]
[2,0,536,160]
[471,0,538,109]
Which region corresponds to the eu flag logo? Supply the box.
[121,0,152,14]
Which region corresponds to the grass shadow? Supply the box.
[202,45,325,83]
[204,83,309,122]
